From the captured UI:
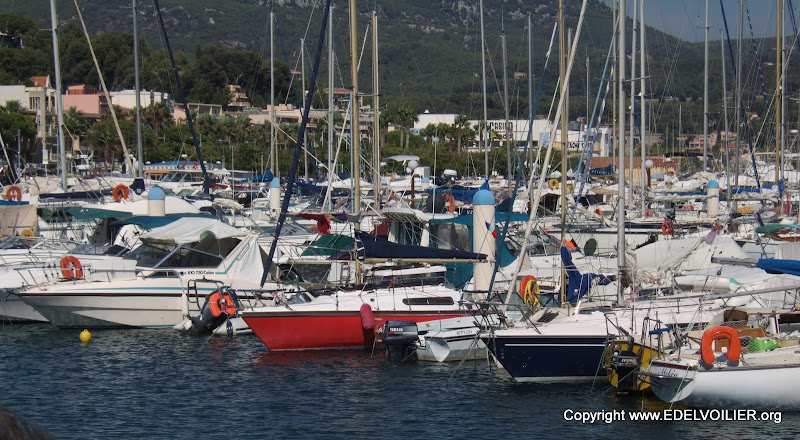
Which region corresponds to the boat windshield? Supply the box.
[153,246,223,269]
[124,242,175,267]
[162,170,204,183]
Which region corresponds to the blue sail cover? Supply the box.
[756,258,800,277]
[252,170,274,182]
[356,231,486,260]
[296,181,326,195]
[589,164,615,175]
[561,246,612,303]
[427,180,490,202]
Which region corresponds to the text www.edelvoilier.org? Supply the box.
[563,409,782,424]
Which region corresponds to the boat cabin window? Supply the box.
[124,242,175,267]
[0,236,39,249]
[393,221,424,246]
[429,223,470,251]
[154,246,223,269]
[401,297,455,306]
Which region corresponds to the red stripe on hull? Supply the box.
[243,311,463,350]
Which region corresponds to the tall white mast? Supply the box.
[270,7,277,175]
[133,0,143,180]
[703,0,709,173]
[629,0,636,193]
[327,5,334,211]
[301,38,307,178]
[480,0,489,179]
[49,0,67,190]
[372,10,380,210]
[639,0,646,216]
[349,0,361,285]
[617,0,627,306]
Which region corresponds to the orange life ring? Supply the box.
[595,208,603,217]
[112,184,130,201]
[518,275,536,301]
[661,220,674,236]
[445,193,456,213]
[700,325,741,365]
[518,275,540,305]
[6,185,22,201]
[645,209,652,217]
[682,204,694,211]
[60,255,84,280]
[208,290,237,318]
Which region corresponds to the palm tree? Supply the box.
[63,107,89,153]
[0,100,24,113]
[453,114,470,152]
[142,102,173,145]
[421,124,437,144]
[396,105,418,149]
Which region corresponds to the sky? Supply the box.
[601,0,793,42]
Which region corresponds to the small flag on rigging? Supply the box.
[485,221,498,238]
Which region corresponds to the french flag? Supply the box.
[485,221,498,238]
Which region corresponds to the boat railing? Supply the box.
[465,300,540,333]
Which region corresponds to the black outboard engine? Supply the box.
[190,289,239,334]
[609,347,640,393]
[381,320,419,362]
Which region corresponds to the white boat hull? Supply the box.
[0,291,47,322]
[649,356,800,410]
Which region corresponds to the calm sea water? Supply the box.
[1,323,798,439]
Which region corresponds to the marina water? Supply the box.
[2,324,797,439]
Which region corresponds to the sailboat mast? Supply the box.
[639,0,646,216]
[721,28,731,204]
[617,0,626,306]
[49,0,67,190]
[735,0,743,197]
[349,0,361,285]
[703,0,709,173]
[372,11,380,210]
[559,0,567,305]
[777,0,783,207]
[528,13,534,195]
[270,7,277,175]
[327,5,334,211]
[629,0,636,192]
[302,38,307,179]
[502,26,511,184]
[480,0,489,179]
[133,0,143,179]
[349,0,360,214]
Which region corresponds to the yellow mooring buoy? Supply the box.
[79,329,92,343]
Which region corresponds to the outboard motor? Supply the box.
[190,289,239,334]
[381,320,419,362]
[609,347,640,393]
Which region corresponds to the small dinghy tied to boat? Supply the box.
[187,288,239,334]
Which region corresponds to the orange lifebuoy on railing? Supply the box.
[518,275,541,306]
[208,290,237,318]
[700,325,741,366]
[595,208,603,217]
[445,193,456,213]
[6,185,22,201]
[112,184,130,201]
[60,255,84,280]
